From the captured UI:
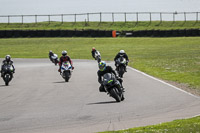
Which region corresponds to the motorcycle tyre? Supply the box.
[5,74,10,86]
[64,71,70,82]
[118,66,125,78]
[110,88,121,102]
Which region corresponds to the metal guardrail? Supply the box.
[0,12,199,24]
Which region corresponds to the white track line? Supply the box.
[128,66,200,99]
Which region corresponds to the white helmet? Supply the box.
[119,50,125,54]
[62,50,67,56]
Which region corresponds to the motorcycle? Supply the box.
[49,53,59,65]
[94,51,101,63]
[102,73,124,102]
[1,65,14,86]
[116,55,127,78]
[60,61,73,82]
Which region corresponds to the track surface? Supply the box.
[0,59,199,133]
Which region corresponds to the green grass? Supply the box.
[0,21,200,31]
[0,37,200,93]
[99,116,200,133]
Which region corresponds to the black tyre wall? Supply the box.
[0,29,200,38]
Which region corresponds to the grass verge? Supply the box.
[99,116,200,133]
[0,21,200,31]
[0,37,199,94]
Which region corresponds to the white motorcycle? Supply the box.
[60,61,73,82]
[50,54,59,65]
[116,55,127,78]
[94,51,101,63]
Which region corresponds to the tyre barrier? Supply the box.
[0,29,199,38]
[0,30,113,38]
[124,29,200,37]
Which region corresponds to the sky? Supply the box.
[0,0,199,15]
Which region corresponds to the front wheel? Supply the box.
[64,71,70,82]
[110,88,121,102]
[4,74,10,86]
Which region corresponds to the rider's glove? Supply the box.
[58,69,61,72]
[72,66,74,70]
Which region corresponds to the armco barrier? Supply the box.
[0,29,199,38]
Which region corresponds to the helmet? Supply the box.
[92,47,96,51]
[5,55,11,62]
[62,50,67,56]
[49,50,53,53]
[98,61,106,71]
[119,50,125,54]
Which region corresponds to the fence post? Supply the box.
[149,13,151,23]
[74,14,76,23]
[61,14,63,24]
[112,13,114,23]
[35,15,37,24]
[87,13,89,22]
[136,12,138,24]
[184,12,186,22]
[125,12,126,23]
[48,15,50,24]
[22,15,23,24]
[173,12,175,23]
[8,16,10,24]
[197,12,199,22]
[160,12,162,23]
[100,12,102,23]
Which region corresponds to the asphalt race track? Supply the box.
[0,59,200,133]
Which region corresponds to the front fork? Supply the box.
[114,81,123,93]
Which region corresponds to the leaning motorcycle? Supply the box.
[94,51,101,63]
[49,54,59,65]
[60,61,73,82]
[1,65,14,86]
[102,73,124,102]
[116,55,127,78]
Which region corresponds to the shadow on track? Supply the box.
[0,85,6,87]
[53,81,66,83]
[87,101,117,105]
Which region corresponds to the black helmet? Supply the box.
[5,55,11,62]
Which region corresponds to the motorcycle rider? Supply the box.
[97,61,124,99]
[0,55,15,78]
[49,50,54,61]
[58,50,74,73]
[114,50,129,72]
[91,47,97,59]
